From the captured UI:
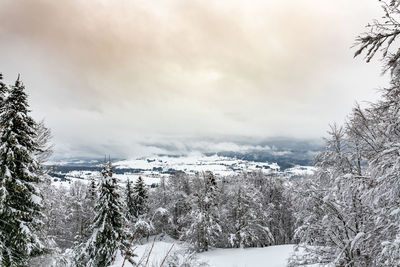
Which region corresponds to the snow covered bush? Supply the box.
[134,219,154,243]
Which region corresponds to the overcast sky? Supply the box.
[0,0,390,158]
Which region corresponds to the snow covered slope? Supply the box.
[111,239,294,267]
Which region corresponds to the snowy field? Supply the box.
[199,245,294,267]
[111,239,295,267]
[50,154,315,190]
[113,154,281,177]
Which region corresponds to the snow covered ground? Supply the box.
[199,245,294,267]
[114,154,280,177]
[284,165,315,177]
[50,154,315,189]
[110,239,295,267]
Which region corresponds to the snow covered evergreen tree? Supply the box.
[125,179,135,221]
[132,176,148,218]
[75,160,132,267]
[0,76,45,266]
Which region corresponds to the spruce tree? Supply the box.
[125,179,135,220]
[132,176,148,218]
[0,76,45,266]
[75,160,131,267]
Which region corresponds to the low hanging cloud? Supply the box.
[0,0,390,158]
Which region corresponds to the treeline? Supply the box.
[39,168,296,265]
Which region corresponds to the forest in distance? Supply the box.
[1,0,400,266]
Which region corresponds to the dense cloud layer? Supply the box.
[0,0,390,158]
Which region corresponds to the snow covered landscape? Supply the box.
[1,0,400,266]
[48,154,315,188]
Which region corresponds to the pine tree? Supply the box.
[132,176,148,218]
[125,179,135,220]
[0,76,45,266]
[75,160,132,267]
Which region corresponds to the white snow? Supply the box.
[284,165,315,176]
[198,245,295,267]
[109,240,181,267]
[114,154,280,177]
[134,240,181,266]
[110,239,295,267]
